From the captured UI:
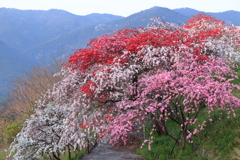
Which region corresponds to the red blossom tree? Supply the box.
[8,14,240,159]
[62,14,240,149]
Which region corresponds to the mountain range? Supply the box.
[0,6,240,104]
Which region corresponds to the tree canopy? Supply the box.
[9,13,240,159]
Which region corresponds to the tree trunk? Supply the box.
[180,130,186,150]
[153,119,165,136]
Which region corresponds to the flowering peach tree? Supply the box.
[9,103,70,160]
[64,13,240,148]
[9,13,240,159]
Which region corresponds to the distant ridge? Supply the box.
[22,6,191,61]
[1,6,239,61]
[0,6,240,103]
[0,40,35,100]
[0,8,124,52]
[173,8,240,26]
[173,7,201,16]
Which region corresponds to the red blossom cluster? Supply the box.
[64,13,240,149]
[9,14,240,160]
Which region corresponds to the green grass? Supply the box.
[136,108,240,160]
[0,151,6,160]
[61,150,85,160]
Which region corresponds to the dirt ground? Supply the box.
[82,134,144,160]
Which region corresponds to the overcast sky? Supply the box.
[1,0,239,17]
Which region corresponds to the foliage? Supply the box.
[1,56,64,122]
[5,121,23,143]
[0,56,66,158]
[8,13,240,159]
[66,13,240,148]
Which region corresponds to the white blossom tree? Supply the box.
[8,13,240,159]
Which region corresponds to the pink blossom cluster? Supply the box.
[8,14,240,159]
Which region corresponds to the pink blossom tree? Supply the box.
[108,56,240,149]
[8,14,240,159]
[61,13,240,149]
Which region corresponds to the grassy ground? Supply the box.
[57,150,85,160]
[136,108,240,160]
[0,151,6,160]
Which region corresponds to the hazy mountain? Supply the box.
[173,7,201,16]
[208,11,240,26]
[173,8,240,26]
[107,6,190,28]
[23,7,191,61]
[0,8,124,52]
[0,40,35,103]
[0,6,240,103]
[84,13,124,25]
[22,6,240,62]
[0,8,124,103]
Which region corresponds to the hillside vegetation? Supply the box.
[0,13,239,160]
[1,6,240,159]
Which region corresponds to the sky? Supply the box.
[0,0,240,17]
